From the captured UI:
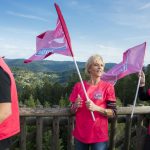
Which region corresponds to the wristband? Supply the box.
[104,109,107,116]
[71,103,78,112]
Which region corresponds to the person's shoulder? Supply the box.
[75,81,84,86]
[101,80,113,87]
[74,81,87,87]
[73,81,81,87]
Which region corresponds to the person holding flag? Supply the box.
[0,57,20,150]
[69,54,116,150]
[138,70,150,150]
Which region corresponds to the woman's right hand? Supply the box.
[70,95,83,113]
[139,71,145,87]
[74,94,83,108]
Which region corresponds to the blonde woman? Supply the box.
[69,54,116,150]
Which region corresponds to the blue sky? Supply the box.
[0,0,150,65]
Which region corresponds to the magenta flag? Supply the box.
[101,42,146,84]
[24,3,73,63]
[54,3,73,56]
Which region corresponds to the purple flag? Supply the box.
[24,5,73,63]
[101,42,146,84]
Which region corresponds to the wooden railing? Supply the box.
[11,106,150,150]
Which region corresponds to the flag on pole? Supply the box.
[24,5,73,63]
[54,3,95,120]
[24,3,95,121]
[101,42,146,84]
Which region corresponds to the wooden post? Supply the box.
[51,116,60,150]
[36,117,43,150]
[124,115,132,150]
[135,115,145,150]
[20,117,26,150]
[67,116,74,150]
[109,117,117,150]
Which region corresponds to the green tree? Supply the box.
[50,83,64,105]
[24,95,36,108]
[43,101,50,108]
[115,74,138,106]
[59,96,69,107]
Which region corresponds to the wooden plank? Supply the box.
[19,106,150,117]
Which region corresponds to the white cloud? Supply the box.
[0,36,35,59]
[123,36,150,42]
[0,38,5,41]
[95,44,122,63]
[78,35,87,40]
[0,44,18,49]
[139,3,150,10]
[71,39,123,63]
[67,0,93,12]
[112,13,150,29]
[69,0,78,6]
[0,26,37,35]
[96,44,119,51]
[6,11,49,22]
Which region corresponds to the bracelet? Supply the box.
[140,82,145,85]
[103,109,107,116]
[139,83,145,87]
[71,103,78,112]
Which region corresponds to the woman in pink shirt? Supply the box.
[69,54,116,150]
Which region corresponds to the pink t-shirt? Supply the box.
[69,80,116,143]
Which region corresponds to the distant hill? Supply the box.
[5,59,116,73]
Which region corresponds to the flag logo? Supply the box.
[94,91,102,100]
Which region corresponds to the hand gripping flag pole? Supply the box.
[55,3,95,121]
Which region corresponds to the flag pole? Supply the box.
[131,72,141,118]
[54,3,95,121]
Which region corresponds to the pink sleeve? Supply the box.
[106,84,116,102]
[69,83,79,102]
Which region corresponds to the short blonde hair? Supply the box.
[85,54,104,75]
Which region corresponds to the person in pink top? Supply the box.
[69,54,116,150]
[0,57,20,150]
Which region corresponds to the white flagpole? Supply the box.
[55,4,95,121]
[131,72,141,118]
[73,56,95,121]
